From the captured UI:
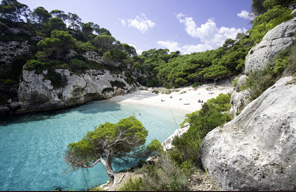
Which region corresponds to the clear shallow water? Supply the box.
[0,100,187,191]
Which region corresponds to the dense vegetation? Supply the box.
[1,0,296,191]
[1,0,295,90]
[0,0,137,85]
[129,0,295,88]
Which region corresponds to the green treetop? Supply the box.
[64,116,150,186]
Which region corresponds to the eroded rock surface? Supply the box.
[17,69,137,113]
[245,17,296,74]
[201,76,296,191]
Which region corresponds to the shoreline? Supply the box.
[100,82,234,191]
[110,83,234,113]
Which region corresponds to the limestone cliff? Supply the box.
[16,69,138,113]
[230,16,296,116]
[201,76,296,191]
[245,17,296,74]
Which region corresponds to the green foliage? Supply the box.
[242,43,296,100]
[180,161,194,176]
[123,155,189,191]
[65,116,148,170]
[192,82,201,88]
[133,33,253,88]
[273,47,291,74]
[48,17,66,31]
[284,45,296,75]
[243,67,276,100]
[146,139,163,155]
[169,94,232,167]
[23,59,46,72]
[32,6,51,24]
[92,35,116,52]
[146,77,159,87]
[44,69,66,89]
[249,6,293,44]
[119,178,145,191]
[37,30,76,61]
[263,0,296,9]
[0,0,30,22]
[203,65,230,80]
[252,0,268,15]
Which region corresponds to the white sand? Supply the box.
[110,83,234,113]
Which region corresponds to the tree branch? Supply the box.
[83,156,102,168]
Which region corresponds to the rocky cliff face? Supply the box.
[201,76,296,191]
[16,69,137,113]
[245,17,296,74]
[230,16,296,116]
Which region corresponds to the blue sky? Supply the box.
[19,0,254,54]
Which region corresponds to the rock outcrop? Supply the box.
[201,76,296,191]
[17,69,137,113]
[245,17,296,74]
[230,17,296,116]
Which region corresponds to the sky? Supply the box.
[18,0,254,55]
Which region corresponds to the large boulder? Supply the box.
[245,17,296,74]
[201,76,296,190]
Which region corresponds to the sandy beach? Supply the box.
[110,82,234,113]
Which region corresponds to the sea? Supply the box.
[0,100,187,191]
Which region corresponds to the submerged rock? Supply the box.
[201,76,296,191]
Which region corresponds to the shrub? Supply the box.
[146,139,163,155]
[44,70,66,89]
[23,59,46,73]
[146,77,159,87]
[192,82,201,88]
[243,67,276,100]
[250,6,293,44]
[284,45,296,75]
[118,178,145,191]
[169,94,232,167]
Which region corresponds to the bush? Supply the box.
[146,77,159,87]
[146,139,163,155]
[118,178,145,191]
[250,6,293,44]
[44,69,66,89]
[242,66,276,100]
[23,59,46,73]
[192,82,201,88]
[284,45,296,75]
[169,94,232,167]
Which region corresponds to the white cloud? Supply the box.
[157,41,180,52]
[157,40,213,55]
[176,13,246,48]
[237,10,255,20]
[122,13,155,33]
[121,19,126,26]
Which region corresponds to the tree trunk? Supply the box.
[100,153,119,186]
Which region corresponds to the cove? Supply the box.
[0,100,187,191]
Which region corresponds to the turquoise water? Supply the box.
[0,100,187,191]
